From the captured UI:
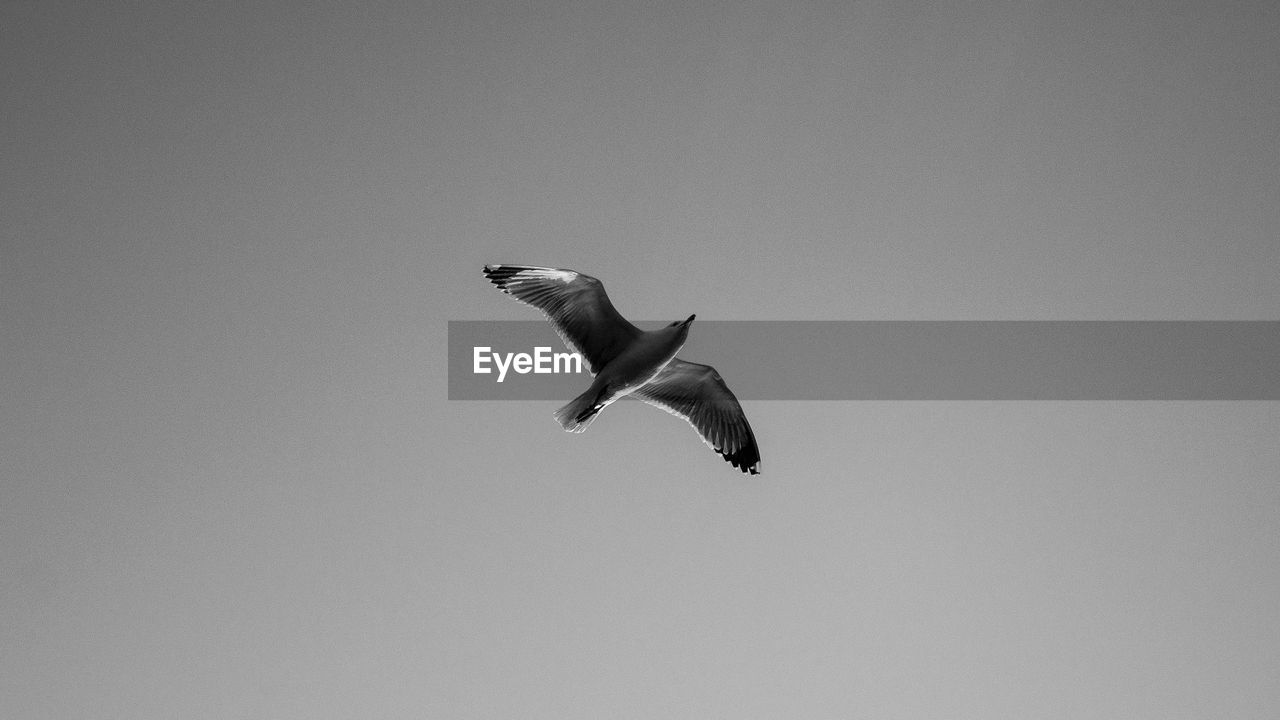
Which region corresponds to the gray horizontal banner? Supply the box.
[448,321,1280,400]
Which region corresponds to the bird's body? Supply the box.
[483,264,761,474]
[554,314,693,432]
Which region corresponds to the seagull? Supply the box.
[483,264,761,474]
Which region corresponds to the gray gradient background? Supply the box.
[3,2,1279,718]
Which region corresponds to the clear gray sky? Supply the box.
[3,1,1279,718]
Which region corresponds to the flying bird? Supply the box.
[483,264,761,474]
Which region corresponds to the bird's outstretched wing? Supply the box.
[633,359,761,474]
[483,265,642,373]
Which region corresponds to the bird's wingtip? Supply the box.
[482,264,520,291]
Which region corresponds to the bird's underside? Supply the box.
[483,264,761,474]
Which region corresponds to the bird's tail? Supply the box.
[554,387,604,433]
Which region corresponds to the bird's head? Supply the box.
[665,314,695,341]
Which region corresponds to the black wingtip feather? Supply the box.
[722,445,761,475]
[482,264,520,292]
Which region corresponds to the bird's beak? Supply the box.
[684,314,696,325]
